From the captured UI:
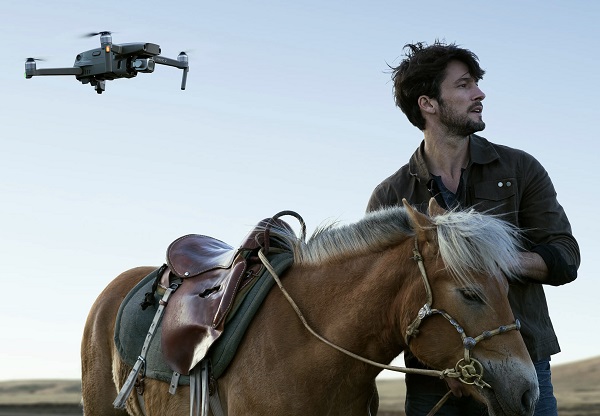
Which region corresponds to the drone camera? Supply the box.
[132,58,155,73]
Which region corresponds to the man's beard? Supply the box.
[439,100,486,136]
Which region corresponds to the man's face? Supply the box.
[437,60,486,136]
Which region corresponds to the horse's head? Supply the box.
[401,198,539,416]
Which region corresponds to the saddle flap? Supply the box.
[167,234,237,278]
[161,257,248,375]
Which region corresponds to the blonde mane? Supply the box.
[275,206,522,283]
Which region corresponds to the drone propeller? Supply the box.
[82,31,113,38]
[24,57,50,78]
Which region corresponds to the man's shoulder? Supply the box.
[367,163,415,212]
[372,163,412,190]
[471,134,538,163]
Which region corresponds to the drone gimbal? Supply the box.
[25,32,189,94]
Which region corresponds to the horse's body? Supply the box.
[82,200,539,415]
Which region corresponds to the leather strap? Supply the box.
[190,360,210,416]
[113,285,178,409]
[209,384,225,416]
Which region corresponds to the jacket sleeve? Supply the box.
[518,153,580,286]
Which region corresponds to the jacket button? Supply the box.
[497,182,503,187]
[506,181,512,187]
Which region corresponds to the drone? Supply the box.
[25,32,189,94]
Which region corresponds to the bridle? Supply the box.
[257,219,522,415]
[405,238,522,390]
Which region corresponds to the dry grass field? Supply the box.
[0,356,599,415]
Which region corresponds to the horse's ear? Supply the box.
[428,197,446,217]
[402,198,431,231]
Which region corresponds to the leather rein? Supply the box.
[257,219,521,416]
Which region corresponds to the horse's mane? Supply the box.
[274,206,522,286]
[432,208,523,285]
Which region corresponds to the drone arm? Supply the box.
[25,67,83,78]
[153,56,189,90]
[180,66,189,90]
[154,56,186,69]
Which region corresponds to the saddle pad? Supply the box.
[114,251,294,384]
[114,268,181,384]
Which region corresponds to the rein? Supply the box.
[257,236,521,416]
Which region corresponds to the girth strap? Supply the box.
[210,385,225,416]
[113,283,179,409]
[189,360,210,416]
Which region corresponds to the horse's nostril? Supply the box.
[521,388,537,415]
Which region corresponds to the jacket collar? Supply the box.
[408,134,499,182]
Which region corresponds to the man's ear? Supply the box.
[418,95,437,114]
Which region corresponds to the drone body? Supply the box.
[25,32,189,94]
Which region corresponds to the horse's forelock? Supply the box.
[432,209,523,288]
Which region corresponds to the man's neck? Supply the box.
[423,131,470,192]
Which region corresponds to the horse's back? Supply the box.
[81,266,156,416]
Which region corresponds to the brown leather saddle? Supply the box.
[160,212,304,376]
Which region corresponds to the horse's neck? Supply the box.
[218,250,413,413]
[282,251,411,366]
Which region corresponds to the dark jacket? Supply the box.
[367,134,580,364]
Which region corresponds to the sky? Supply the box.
[1,1,599,382]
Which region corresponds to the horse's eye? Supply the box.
[460,288,483,303]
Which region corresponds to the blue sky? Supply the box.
[1,1,598,381]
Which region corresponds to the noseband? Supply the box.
[405,238,521,389]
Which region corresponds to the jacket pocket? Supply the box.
[472,178,518,225]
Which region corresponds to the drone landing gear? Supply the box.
[80,77,106,94]
[91,79,106,94]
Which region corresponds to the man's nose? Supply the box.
[474,85,486,101]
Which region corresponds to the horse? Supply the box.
[81,198,539,416]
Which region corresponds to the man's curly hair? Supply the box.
[390,41,485,130]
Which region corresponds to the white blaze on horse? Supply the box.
[81,199,539,416]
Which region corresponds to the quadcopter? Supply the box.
[25,32,189,94]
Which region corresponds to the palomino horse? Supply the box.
[81,199,539,416]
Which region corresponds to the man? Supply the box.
[366,41,580,415]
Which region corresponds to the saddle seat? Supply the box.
[160,216,295,376]
[167,234,238,279]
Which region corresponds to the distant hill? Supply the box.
[1,356,599,415]
[0,379,80,405]
[552,356,600,415]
